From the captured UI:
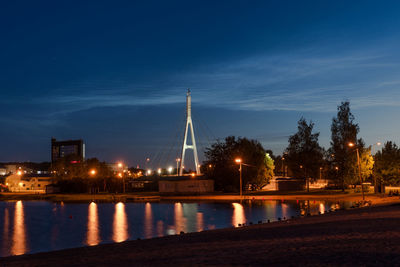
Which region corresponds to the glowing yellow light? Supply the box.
[348,142,355,147]
[235,158,242,164]
[17,171,22,176]
[117,162,123,168]
[191,173,196,178]
[157,168,161,174]
[19,182,23,187]
[167,167,173,173]
[117,173,123,178]
[90,169,97,176]
[147,170,152,175]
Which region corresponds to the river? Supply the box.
[0,199,352,257]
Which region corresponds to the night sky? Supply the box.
[2,1,400,169]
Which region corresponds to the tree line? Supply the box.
[203,101,400,192]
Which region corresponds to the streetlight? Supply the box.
[167,166,173,174]
[371,142,381,193]
[89,169,97,176]
[176,158,181,176]
[319,167,323,180]
[235,158,243,197]
[157,168,162,175]
[348,142,364,201]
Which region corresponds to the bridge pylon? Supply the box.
[179,89,200,175]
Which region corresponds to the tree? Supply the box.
[51,156,113,193]
[360,147,374,181]
[285,117,324,191]
[329,101,362,189]
[374,141,400,187]
[203,136,274,192]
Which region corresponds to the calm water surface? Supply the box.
[0,200,352,257]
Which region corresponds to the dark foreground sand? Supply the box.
[2,203,400,266]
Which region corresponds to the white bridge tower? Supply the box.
[180,89,200,175]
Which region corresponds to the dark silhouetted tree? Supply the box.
[203,136,274,192]
[329,101,364,189]
[285,117,324,191]
[374,141,400,187]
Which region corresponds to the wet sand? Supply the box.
[2,200,400,266]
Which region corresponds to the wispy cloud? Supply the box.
[29,47,400,115]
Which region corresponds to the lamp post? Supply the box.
[89,169,97,194]
[235,158,243,197]
[348,142,364,201]
[176,158,181,176]
[371,142,381,194]
[300,165,308,192]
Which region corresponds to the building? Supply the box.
[5,173,52,193]
[159,176,214,194]
[51,138,85,163]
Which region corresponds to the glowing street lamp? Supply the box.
[167,166,173,174]
[157,168,162,175]
[117,162,123,168]
[17,170,22,176]
[89,169,97,176]
[147,169,152,176]
[348,142,364,201]
[235,158,243,197]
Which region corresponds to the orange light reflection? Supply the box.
[144,203,153,239]
[174,203,186,234]
[86,202,100,246]
[112,202,128,243]
[232,203,246,227]
[12,201,27,255]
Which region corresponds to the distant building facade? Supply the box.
[5,173,52,193]
[51,138,85,163]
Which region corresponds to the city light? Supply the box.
[117,173,123,178]
[118,162,123,168]
[17,170,22,176]
[157,168,162,175]
[348,142,355,147]
[235,158,242,164]
[168,166,173,173]
[89,169,97,176]
[147,170,152,175]
[191,173,196,178]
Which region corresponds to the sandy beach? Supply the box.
[2,197,400,266]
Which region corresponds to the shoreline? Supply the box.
[2,201,400,266]
[1,191,399,205]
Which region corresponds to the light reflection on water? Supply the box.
[232,203,246,227]
[112,202,128,243]
[0,199,352,257]
[12,201,27,256]
[86,202,100,246]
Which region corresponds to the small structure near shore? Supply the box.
[159,176,214,194]
[5,173,52,193]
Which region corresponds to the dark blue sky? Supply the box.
[2,1,400,169]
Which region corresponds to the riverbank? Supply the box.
[3,201,400,266]
[1,191,399,206]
